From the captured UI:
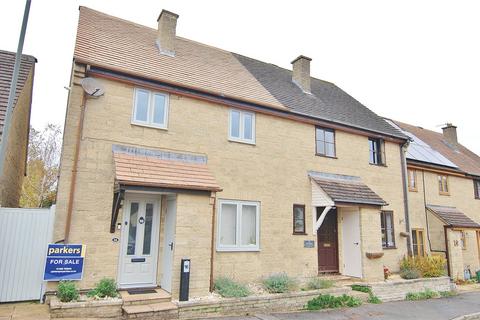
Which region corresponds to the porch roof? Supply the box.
[112,145,222,192]
[426,205,480,229]
[309,171,387,206]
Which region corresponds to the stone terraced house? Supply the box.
[389,120,480,280]
[0,50,36,207]
[52,6,479,303]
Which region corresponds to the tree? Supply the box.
[20,124,62,208]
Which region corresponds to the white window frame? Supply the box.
[228,109,256,145]
[132,88,169,129]
[216,199,260,252]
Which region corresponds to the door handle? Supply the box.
[354,242,359,245]
[169,242,174,251]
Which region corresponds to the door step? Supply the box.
[122,302,178,320]
[120,288,172,306]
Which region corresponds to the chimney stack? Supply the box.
[157,10,179,57]
[442,123,458,146]
[291,55,312,94]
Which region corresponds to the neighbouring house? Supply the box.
[389,120,480,280]
[0,50,36,207]
[52,7,412,300]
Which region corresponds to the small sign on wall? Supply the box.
[43,244,86,281]
[304,240,315,248]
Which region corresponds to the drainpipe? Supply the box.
[209,192,216,292]
[64,86,88,243]
[400,141,413,256]
[444,226,451,277]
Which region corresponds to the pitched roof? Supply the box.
[0,50,36,139]
[112,145,221,192]
[394,120,480,176]
[74,7,406,140]
[426,205,480,228]
[309,171,387,206]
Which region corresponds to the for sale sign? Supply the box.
[43,244,86,281]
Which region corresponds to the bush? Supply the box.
[400,256,447,278]
[306,294,362,310]
[406,289,438,301]
[351,285,371,294]
[87,278,118,298]
[306,278,334,290]
[400,268,422,280]
[213,277,250,298]
[439,290,457,298]
[367,295,382,304]
[57,281,79,302]
[262,273,297,293]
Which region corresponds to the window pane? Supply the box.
[294,206,305,233]
[127,202,139,255]
[135,90,149,122]
[241,205,257,245]
[153,94,166,125]
[316,141,325,155]
[316,128,325,142]
[142,203,154,255]
[326,143,335,157]
[243,113,253,140]
[220,204,237,245]
[324,130,334,143]
[230,111,240,138]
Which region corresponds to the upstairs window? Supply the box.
[229,109,255,144]
[132,88,169,129]
[315,127,335,157]
[369,138,385,165]
[408,169,418,192]
[380,211,395,248]
[474,180,480,199]
[217,200,260,251]
[438,175,449,195]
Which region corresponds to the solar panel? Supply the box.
[385,120,458,168]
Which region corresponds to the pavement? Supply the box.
[208,291,480,320]
[0,301,49,320]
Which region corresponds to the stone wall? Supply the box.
[49,296,123,319]
[369,276,453,302]
[177,287,351,319]
[0,67,33,207]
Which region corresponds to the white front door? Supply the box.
[342,208,363,278]
[160,197,176,292]
[118,195,160,288]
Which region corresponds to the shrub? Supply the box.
[306,294,362,310]
[439,290,457,298]
[399,256,447,278]
[351,285,371,294]
[262,273,297,293]
[87,278,118,298]
[213,277,250,298]
[57,281,79,302]
[306,278,334,290]
[400,268,421,280]
[406,289,438,301]
[367,295,382,304]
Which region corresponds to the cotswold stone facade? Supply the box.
[0,51,36,207]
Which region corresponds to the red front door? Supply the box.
[317,207,339,273]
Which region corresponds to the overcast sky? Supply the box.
[2,0,479,154]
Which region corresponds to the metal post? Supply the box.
[0,0,32,176]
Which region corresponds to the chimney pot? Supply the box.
[291,55,312,93]
[157,9,179,57]
[442,123,458,146]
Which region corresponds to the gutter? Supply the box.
[400,140,413,255]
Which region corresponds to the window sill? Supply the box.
[131,121,168,131]
[408,188,418,192]
[216,247,260,252]
[382,246,397,250]
[369,163,388,167]
[439,192,450,196]
[228,138,256,146]
[292,232,308,236]
[315,154,337,159]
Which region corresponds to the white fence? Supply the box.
[0,206,55,302]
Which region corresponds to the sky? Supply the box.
[1,0,480,154]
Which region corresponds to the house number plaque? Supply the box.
[304,240,315,248]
